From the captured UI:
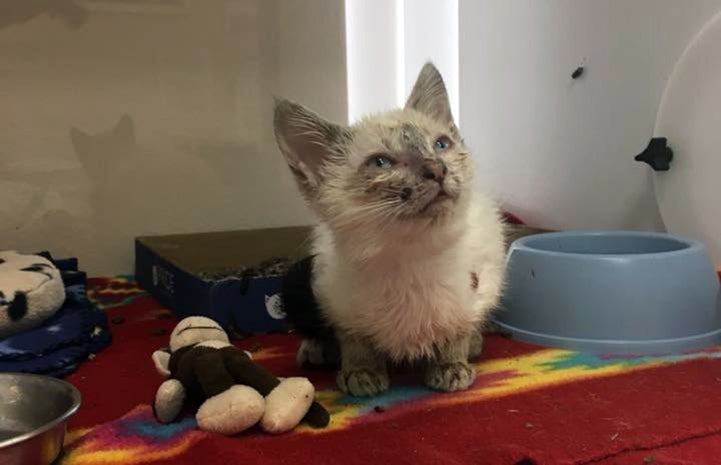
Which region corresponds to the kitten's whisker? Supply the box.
[364,184,413,202]
[376,187,407,199]
[328,199,400,229]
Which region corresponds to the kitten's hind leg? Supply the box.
[468,320,515,362]
[296,338,340,368]
[468,327,484,361]
[426,335,476,392]
[336,334,389,397]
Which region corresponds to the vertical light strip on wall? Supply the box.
[401,0,460,124]
[395,0,406,108]
[344,0,403,123]
[344,0,458,122]
[344,0,358,123]
[449,0,460,125]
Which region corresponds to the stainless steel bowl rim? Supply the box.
[0,373,81,449]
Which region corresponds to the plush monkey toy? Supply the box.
[152,316,329,435]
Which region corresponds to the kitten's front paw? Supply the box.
[337,368,389,397]
[425,362,476,392]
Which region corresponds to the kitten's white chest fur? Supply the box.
[312,193,505,360]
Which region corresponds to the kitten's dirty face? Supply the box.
[341,110,470,222]
[274,63,470,229]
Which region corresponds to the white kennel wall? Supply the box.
[459,0,721,231]
[0,0,347,275]
[5,0,721,275]
[345,0,459,122]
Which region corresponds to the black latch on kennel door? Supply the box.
[634,137,674,171]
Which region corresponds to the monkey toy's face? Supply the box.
[169,316,229,352]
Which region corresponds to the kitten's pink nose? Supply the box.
[422,160,447,183]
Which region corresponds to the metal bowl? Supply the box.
[0,373,81,465]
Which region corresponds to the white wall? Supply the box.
[0,0,347,275]
[345,0,399,121]
[345,0,458,122]
[7,0,721,275]
[459,0,721,230]
[403,0,459,124]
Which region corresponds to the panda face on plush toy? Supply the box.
[152,316,329,436]
[0,251,65,339]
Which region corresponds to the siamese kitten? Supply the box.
[274,63,506,396]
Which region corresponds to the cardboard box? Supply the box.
[134,222,547,334]
[135,226,311,333]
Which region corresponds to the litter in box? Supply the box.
[198,257,295,281]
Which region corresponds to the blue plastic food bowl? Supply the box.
[495,230,721,354]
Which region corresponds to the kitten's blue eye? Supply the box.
[434,136,452,151]
[370,155,394,168]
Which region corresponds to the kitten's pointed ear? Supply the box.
[405,62,454,125]
[273,99,349,196]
